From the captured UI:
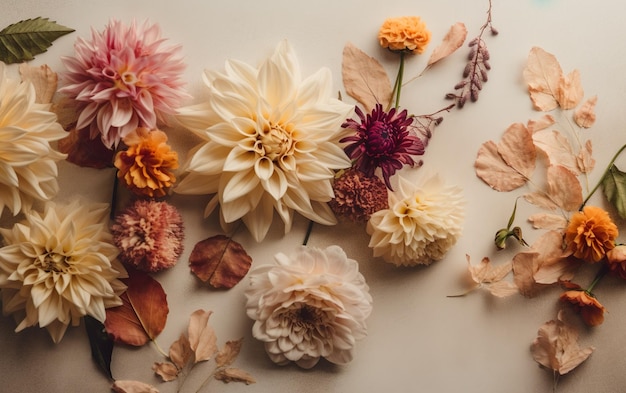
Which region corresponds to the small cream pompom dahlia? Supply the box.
[0,200,127,343]
[175,41,353,241]
[245,245,372,368]
[367,174,464,266]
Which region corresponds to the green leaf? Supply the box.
[84,315,115,381]
[602,164,626,219]
[0,17,74,64]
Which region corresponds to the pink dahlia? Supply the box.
[111,199,184,272]
[60,19,188,149]
[341,104,424,189]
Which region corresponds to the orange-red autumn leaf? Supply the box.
[189,235,253,289]
[188,309,218,363]
[105,269,169,346]
[524,47,562,111]
[475,123,536,191]
[556,69,584,110]
[57,126,115,169]
[574,95,597,128]
[531,310,594,375]
[342,42,392,112]
[214,368,256,385]
[426,22,467,66]
[216,339,243,368]
[112,380,159,393]
[18,63,57,104]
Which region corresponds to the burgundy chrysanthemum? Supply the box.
[111,199,184,272]
[340,104,425,189]
[329,168,388,222]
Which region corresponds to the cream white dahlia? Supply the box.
[245,245,372,369]
[0,200,127,343]
[367,174,464,266]
[0,62,67,216]
[175,41,353,241]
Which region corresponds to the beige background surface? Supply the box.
[1,0,625,392]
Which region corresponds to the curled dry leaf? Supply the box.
[574,95,597,128]
[169,333,193,370]
[216,339,244,368]
[152,362,178,382]
[463,255,517,297]
[556,69,583,110]
[57,127,115,169]
[189,235,253,289]
[214,368,256,385]
[112,380,159,393]
[526,114,555,133]
[105,269,169,346]
[475,123,536,191]
[18,63,57,104]
[342,42,392,112]
[576,140,595,174]
[524,47,562,111]
[427,22,467,66]
[188,309,218,363]
[531,310,594,375]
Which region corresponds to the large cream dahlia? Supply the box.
[0,62,67,216]
[0,200,127,343]
[245,245,372,368]
[367,174,464,266]
[175,41,353,241]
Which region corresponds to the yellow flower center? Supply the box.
[256,122,295,161]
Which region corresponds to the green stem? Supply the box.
[580,143,626,210]
[586,263,609,294]
[394,52,405,109]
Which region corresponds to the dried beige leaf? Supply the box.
[546,165,583,212]
[574,95,597,128]
[188,309,218,363]
[18,63,57,104]
[531,230,578,284]
[112,380,159,393]
[527,114,555,133]
[524,47,563,111]
[512,251,540,297]
[556,69,583,110]
[532,129,579,174]
[498,123,537,178]
[342,42,392,112]
[523,191,559,211]
[216,339,244,368]
[487,280,519,297]
[576,139,595,174]
[531,310,594,375]
[152,362,179,382]
[214,368,256,385]
[427,22,467,66]
[528,213,567,230]
[169,333,193,370]
[463,255,517,297]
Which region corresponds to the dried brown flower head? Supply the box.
[564,206,618,263]
[329,168,388,222]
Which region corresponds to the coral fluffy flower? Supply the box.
[341,104,424,190]
[367,174,464,266]
[0,63,67,216]
[378,16,432,54]
[0,200,127,343]
[564,206,618,263]
[60,19,188,148]
[114,128,179,198]
[559,290,605,326]
[245,245,372,369]
[175,41,353,241]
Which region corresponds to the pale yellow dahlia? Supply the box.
[0,200,127,343]
[0,62,67,216]
[367,174,464,266]
[175,41,353,241]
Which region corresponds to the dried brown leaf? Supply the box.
[342,42,392,112]
[576,140,595,174]
[531,310,594,375]
[152,362,179,382]
[188,309,218,363]
[467,255,512,284]
[487,281,519,297]
[189,235,253,289]
[524,191,559,211]
[512,251,540,297]
[214,368,256,385]
[57,127,115,169]
[112,380,159,393]
[574,95,597,128]
[532,129,579,174]
[216,339,244,368]
[556,69,584,110]
[169,333,193,370]
[531,230,578,284]
[528,213,567,230]
[546,165,583,212]
[524,47,563,111]
[498,123,537,178]
[527,114,556,133]
[427,22,467,66]
[18,63,57,104]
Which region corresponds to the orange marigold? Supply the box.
[559,290,606,326]
[114,128,178,198]
[564,206,618,263]
[378,16,431,54]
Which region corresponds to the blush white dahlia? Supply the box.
[245,245,372,369]
[175,41,353,241]
[0,200,127,343]
[0,63,67,216]
[367,174,464,266]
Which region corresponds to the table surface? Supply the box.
[1,1,625,392]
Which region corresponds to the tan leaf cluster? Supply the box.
[531,310,595,375]
[512,231,579,297]
[475,123,536,191]
[342,42,392,112]
[463,255,517,297]
[18,63,57,104]
[523,165,582,212]
[426,22,467,67]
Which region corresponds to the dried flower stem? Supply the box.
[388,51,406,110]
[586,263,609,295]
[302,220,315,246]
[580,143,626,210]
[152,338,168,358]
